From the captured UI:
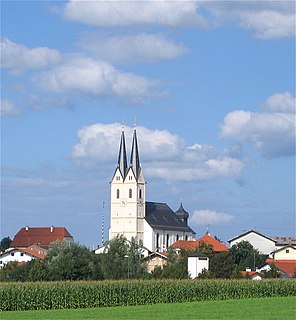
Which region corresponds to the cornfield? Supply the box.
[0,279,295,311]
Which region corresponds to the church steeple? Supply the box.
[130,128,141,180]
[117,129,128,178]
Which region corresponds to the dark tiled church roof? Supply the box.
[145,202,196,234]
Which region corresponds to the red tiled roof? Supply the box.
[241,271,261,277]
[11,227,73,248]
[266,259,296,277]
[194,234,229,252]
[170,240,197,251]
[19,248,46,260]
[170,234,228,252]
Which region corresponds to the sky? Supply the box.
[1,0,295,248]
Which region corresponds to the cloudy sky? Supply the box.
[1,1,295,248]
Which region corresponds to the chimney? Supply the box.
[25,226,29,231]
[50,226,54,233]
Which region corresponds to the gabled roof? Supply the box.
[241,271,261,278]
[145,202,196,234]
[0,247,46,260]
[170,240,196,251]
[265,259,296,277]
[195,234,229,252]
[271,245,296,254]
[170,234,228,252]
[228,229,277,244]
[11,227,73,248]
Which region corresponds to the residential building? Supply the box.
[0,245,47,268]
[271,245,296,260]
[11,226,73,249]
[228,230,277,255]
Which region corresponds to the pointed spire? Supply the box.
[130,128,140,179]
[117,129,127,178]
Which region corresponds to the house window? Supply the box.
[20,253,24,256]
[129,176,132,180]
[116,189,120,199]
[185,235,188,240]
[11,253,14,256]
[139,189,142,199]
[129,188,132,198]
[286,249,289,253]
[199,257,208,261]
[176,234,179,241]
[156,233,159,249]
[116,176,120,181]
[166,234,169,248]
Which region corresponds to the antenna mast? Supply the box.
[101,201,105,246]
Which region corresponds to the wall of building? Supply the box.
[188,256,209,279]
[273,247,296,260]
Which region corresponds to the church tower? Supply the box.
[109,128,146,242]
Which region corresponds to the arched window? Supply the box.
[166,234,169,248]
[139,189,142,199]
[129,188,132,198]
[185,235,188,241]
[116,189,120,199]
[176,234,179,241]
[156,233,159,250]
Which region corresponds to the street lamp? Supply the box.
[124,255,129,279]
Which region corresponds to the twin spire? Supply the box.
[117,128,141,180]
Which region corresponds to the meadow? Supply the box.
[1,296,295,320]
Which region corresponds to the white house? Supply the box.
[187,253,209,279]
[108,128,196,253]
[0,246,46,268]
[228,230,277,255]
[271,245,296,260]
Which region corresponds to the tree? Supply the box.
[195,241,215,257]
[151,249,188,279]
[230,241,266,271]
[0,237,12,252]
[209,251,236,278]
[100,235,148,280]
[45,240,94,280]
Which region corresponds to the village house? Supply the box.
[11,226,74,249]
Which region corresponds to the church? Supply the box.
[109,128,196,252]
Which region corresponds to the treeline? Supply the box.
[0,235,283,282]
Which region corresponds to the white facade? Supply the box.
[109,166,146,243]
[229,230,276,255]
[272,246,296,260]
[0,248,44,268]
[188,254,209,279]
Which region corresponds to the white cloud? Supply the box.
[190,209,234,225]
[63,1,207,27]
[72,123,245,181]
[0,99,20,116]
[78,33,187,63]
[202,1,295,39]
[221,92,295,158]
[1,38,61,69]
[36,57,159,103]
[239,10,295,39]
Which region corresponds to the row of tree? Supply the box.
[0,235,283,281]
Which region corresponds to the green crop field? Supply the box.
[1,296,295,320]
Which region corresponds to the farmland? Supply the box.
[1,279,295,311]
[1,296,295,320]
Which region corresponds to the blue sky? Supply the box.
[1,1,295,248]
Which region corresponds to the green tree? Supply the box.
[151,249,188,279]
[45,240,93,280]
[0,237,12,252]
[100,235,148,280]
[195,241,215,257]
[230,241,266,271]
[209,251,236,278]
